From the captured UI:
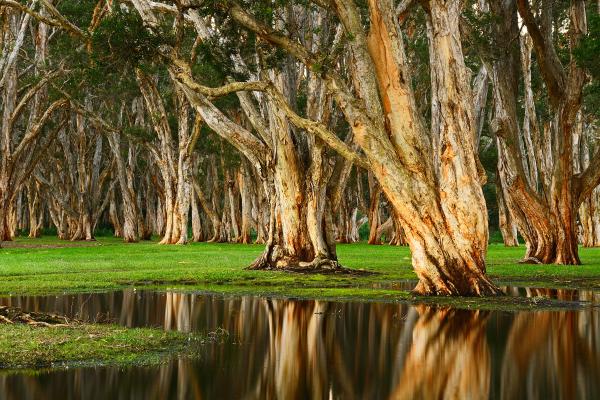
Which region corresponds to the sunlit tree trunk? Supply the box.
[342,0,497,294]
[249,65,338,269]
[367,174,381,245]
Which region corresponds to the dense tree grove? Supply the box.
[0,0,598,295]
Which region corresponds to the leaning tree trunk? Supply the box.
[341,0,499,295]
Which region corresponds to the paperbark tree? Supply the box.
[123,0,503,293]
[575,115,600,247]
[204,0,500,294]
[489,0,594,264]
[136,71,201,245]
[35,114,113,241]
[107,130,140,242]
[129,1,354,270]
[0,5,68,242]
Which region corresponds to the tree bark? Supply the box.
[367,173,381,245]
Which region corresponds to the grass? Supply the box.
[0,322,204,370]
[1,237,598,369]
[1,236,600,302]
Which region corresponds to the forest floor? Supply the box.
[1,236,600,308]
[2,236,600,369]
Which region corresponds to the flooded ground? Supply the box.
[0,289,599,399]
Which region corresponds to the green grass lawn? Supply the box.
[2,236,600,302]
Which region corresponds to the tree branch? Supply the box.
[574,150,600,205]
[12,99,68,161]
[516,0,565,105]
[0,0,86,38]
[266,84,369,170]
[163,48,269,98]
[10,69,63,127]
[56,88,121,135]
[38,0,86,37]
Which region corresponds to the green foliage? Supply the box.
[123,125,156,144]
[575,13,600,77]
[575,11,600,118]
[56,0,97,27]
[583,82,600,118]
[90,7,172,73]
[462,6,500,60]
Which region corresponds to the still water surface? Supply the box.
[0,289,599,399]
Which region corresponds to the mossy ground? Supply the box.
[0,323,204,370]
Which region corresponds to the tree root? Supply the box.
[247,254,372,275]
[0,306,73,327]
[412,275,502,297]
[519,257,542,264]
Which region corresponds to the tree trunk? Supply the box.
[491,0,587,264]
[193,176,223,243]
[238,162,253,244]
[26,182,43,238]
[367,173,381,245]
[496,168,519,247]
[107,132,138,242]
[580,189,600,247]
[250,69,338,270]
[109,189,123,238]
[190,185,203,242]
[352,0,498,295]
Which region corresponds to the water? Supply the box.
[0,289,599,399]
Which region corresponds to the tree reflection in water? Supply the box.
[0,290,599,399]
[390,307,491,400]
